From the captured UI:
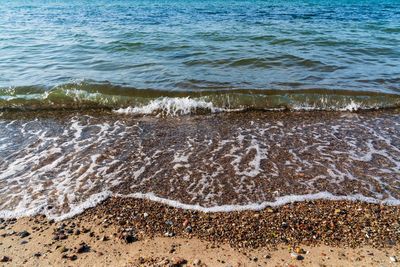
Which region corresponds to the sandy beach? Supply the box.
[2,0,400,266]
[1,198,399,266]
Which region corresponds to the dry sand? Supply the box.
[0,217,399,267]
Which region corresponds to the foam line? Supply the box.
[118,192,400,213]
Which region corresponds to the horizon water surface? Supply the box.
[0,0,400,220]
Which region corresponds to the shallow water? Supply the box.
[0,110,399,219]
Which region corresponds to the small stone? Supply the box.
[76,243,90,253]
[74,229,81,235]
[0,256,11,262]
[165,220,174,226]
[59,234,67,240]
[185,226,193,233]
[264,254,271,259]
[334,209,346,215]
[121,233,136,243]
[171,256,187,266]
[183,219,189,227]
[59,246,68,253]
[290,252,304,260]
[69,254,78,261]
[193,259,201,265]
[33,252,41,258]
[143,212,149,218]
[390,256,398,263]
[19,231,30,238]
[295,247,307,254]
[164,231,174,237]
[20,240,28,245]
[101,235,109,242]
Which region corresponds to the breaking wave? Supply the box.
[1,82,400,114]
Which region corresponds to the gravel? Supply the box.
[71,197,400,249]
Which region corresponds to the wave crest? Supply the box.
[1,81,399,114]
[114,97,219,116]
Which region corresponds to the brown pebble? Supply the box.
[0,256,11,262]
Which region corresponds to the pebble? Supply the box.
[171,256,187,266]
[164,231,175,237]
[59,234,67,240]
[290,252,304,260]
[69,254,78,261]
[0,256,11,262]
[19,231,30,238]
[143,212,149,218]
[20,240,28,245]
[185,226,193,233]
[59,246,68,253]
[193,259,201,265]
[295,247,307,254]
[76,243,90,253]
[390,256,398,263]
[121,232,136,243]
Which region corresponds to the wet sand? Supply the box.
[1,198,399,266]
[1,109,400,219]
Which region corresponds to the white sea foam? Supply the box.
[0,111,399,221]
[114,97,221,116]
[118,192,400,213]
[112,96,392,116]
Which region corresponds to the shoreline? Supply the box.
[1,198,399,266]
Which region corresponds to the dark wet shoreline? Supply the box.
[67,197,400,249]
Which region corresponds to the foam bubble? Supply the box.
[114,97,220,116]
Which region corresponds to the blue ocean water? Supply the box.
[0,0,400,110]
[1,1,400,220]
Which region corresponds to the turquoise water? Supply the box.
[1,0,400,110]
